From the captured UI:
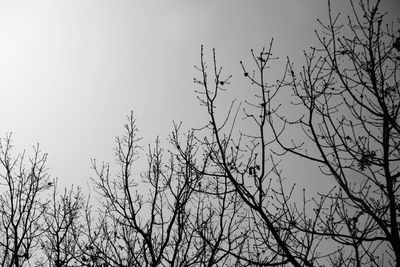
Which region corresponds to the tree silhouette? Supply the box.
[272,0,400,265]
[0,134,50,267]
[186,0,400,266]
[85,112,239,266]
[0,0,398,266]
[38,179,86,266]
[189,41,318,267]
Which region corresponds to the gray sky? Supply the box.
[0,0,398,188]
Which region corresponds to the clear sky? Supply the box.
[0,0,398,188]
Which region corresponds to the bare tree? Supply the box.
[0,134,50,267]
[188,0,399,266]
[191,42,319,267]
[1,1,397,266]
[267,0,400,265]
[171,125,250,267]
[37,179,86,267]
[85,112,239,266]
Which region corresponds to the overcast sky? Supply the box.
[0,0,398,189]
